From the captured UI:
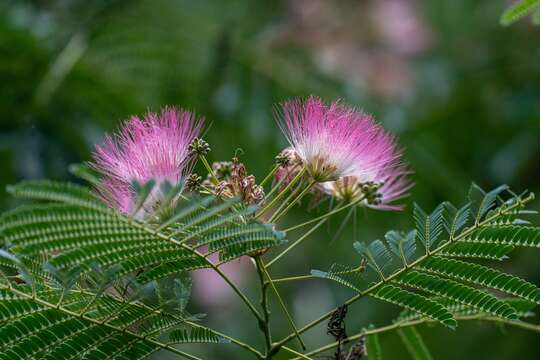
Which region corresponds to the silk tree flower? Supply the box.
[92,107,203,217]
[276,96,403,183]
[274,147,304,188]
[320,165,413,210]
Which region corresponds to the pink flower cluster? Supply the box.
[277,96,411,209]
[92,107,203,215]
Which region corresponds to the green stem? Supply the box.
[256,257,307,350]
[254,256,272,354]
[284,196,364,233]
[2,285,201,360]
[200,155,219,185]
[184,320,264,359]
[257,168,307,218]
[281,346,313,359]
[274,193,536,349]
[268,179,306,223]
[294,315,540,359]
[260,164,280,189]
[68,285,264,359]
[127,220,264,324]
[266,218,328,268]
[264,178,286,203]
[272,275,316,283]
[270,180,317,223]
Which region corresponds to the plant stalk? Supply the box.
[257,168,307,218]
[273,192,536,349]
[266,218,328,268]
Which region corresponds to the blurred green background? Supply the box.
[1,0,539,358]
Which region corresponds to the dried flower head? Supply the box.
[208,157,265,206]
[277,96,402,183]
[92,107,203,216]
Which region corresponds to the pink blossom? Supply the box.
[92,107,203,215]
[320,165,413,210]
[277,96,403,183]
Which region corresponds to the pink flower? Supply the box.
[277,96,403,183]
[92,107,203,216]
[320,165,413,210]
[277,96,412,210]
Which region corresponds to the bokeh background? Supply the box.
[1,0,539,358]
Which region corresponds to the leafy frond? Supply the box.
[0,180,288,359]
[397,327,433,360]
[443,202,470,238]
[366,333,382,360]
[372,285,457,328]
[395,271,517,319]
[311,263,366,293]
[501,0,540,26]
[462,225,540,247]
[438,242,514,261]
[353,240,393,278]
[413,203,444,252]
[417,257,540,304]
[6,180,107,211]
[312,184,538,331]
[385,230,416,265]
[168,327,229,344]
[396,297,536,324]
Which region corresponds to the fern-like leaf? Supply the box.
[366,333,382,360]
[501,0,540,26]
[395,271,517,319]
[168,327,229,344]
[438,242,514,261]
[397,327,433,360]
[372,285,457,328]
[462,225,540,247]
[414,203,444,252]
[418,257,540,304]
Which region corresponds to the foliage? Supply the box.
[0,180,285,359]
[312,184,539,356]
[501,0,540,25]
[0,177,538,359]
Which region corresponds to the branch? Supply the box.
[275,192,536,349]
[256,256,306,350]
[0,283,201,360]
[294,315,540,359]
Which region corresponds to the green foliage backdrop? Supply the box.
[1,0,540,359]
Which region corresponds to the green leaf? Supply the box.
[500,0,540,26]
[463,225,540,247]
[207,227,285,254]
[397,327,433,360]
[366,333,383,360]
[311,263,365,293]
[354,240,393,278]
[414,203,445,252]
[168,327,229,344]
[218,238,287,262]
[443,202,470,238]
[136,258,210,284]
[418,257,540,304]
[68,163,102,186]
[439,242,514,261]
[533,8,540,24]
[372,284,457,328]
[395,271,517,319]
[385,230,416,265]
[6,180,107,211]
